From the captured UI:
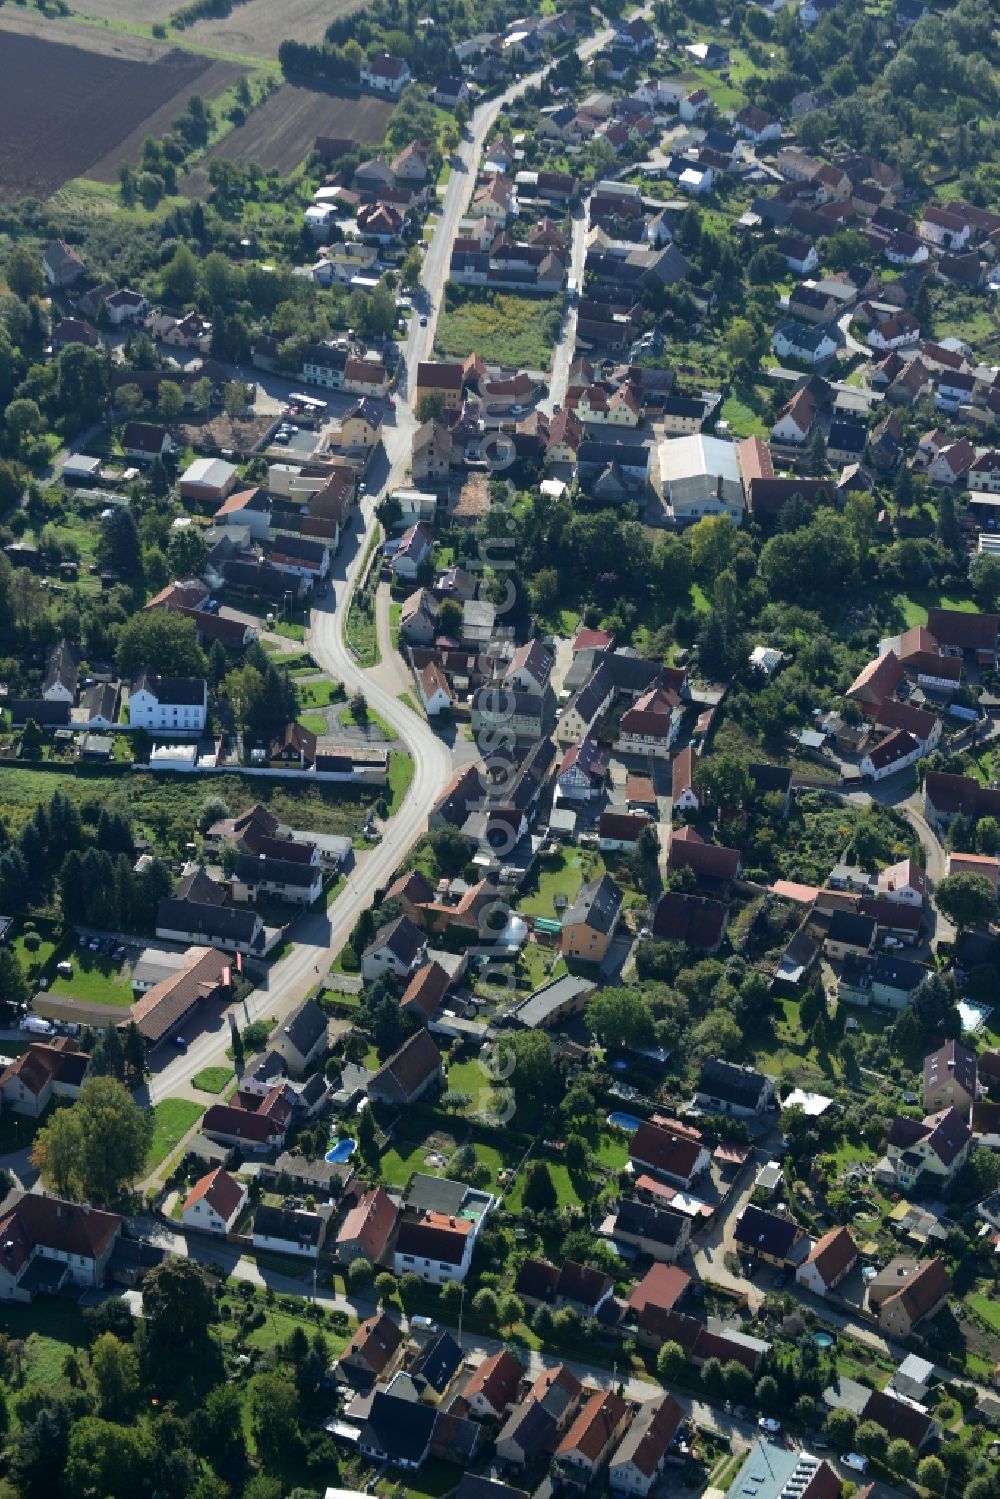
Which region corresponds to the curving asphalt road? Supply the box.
[140,8,648,1120]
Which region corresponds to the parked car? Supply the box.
[841,1455,868,1475]
[20,1016,55,1036]
[758,1418,781,1435]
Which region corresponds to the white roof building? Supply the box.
[658,434,745,523]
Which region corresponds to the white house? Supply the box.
[252,1204,326,1259]
[417,661,454,717]
[0,1193,120,1302]
[391,523,433,581]
[772,387,817,444]
[42,641,78,704]
[876,858,926,906]
[128,673,208,733]
[794,1226,859,1298]
[361,915,427,983]
[214,486,272,540]
[360,52,411,97]
[772,317,837,365]
[734,104,782,144]
[860,728,923,782]
[867,315,921,352]
[182,1167,247,1236]
[919,207,971,252]
[609,1395,686,1498]
[393,1211,475,1283]
[104,289,150,325]
[781,238,819,275]
[679,88,711,122]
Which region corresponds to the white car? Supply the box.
[758,1418,781,1435]
[841,1454,869,1474]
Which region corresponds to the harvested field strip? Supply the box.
[0,30,221,201]
[182,0,360,60]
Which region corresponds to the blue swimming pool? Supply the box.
[813,1331,835,1349]
[325,1138,358,1164]
[607,1112,643,1132]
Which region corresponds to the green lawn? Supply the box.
[346,592,380,668]
[147,1098,204,1170]
[0,1299,88,1392]
[536,604,582,637]
[691,582,711,615]
[388,752,414,813]
[967,1293,1000,1335]
[379,1130,456,1188]
[506,1159,584,1212]
[894,590,977,627]
[192,1066,234,1094]
[435,293,561,369]
[43,940,133,1007]
[719,384,771,438]
[297,711,329,735]
[340,699,395,741]
[519,848,603,920]
[10,919,61,989]
[298,679,339,708]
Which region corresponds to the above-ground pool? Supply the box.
[813,1332,835,1349]
[325,1138,358,1164]
[607,1111,643,1132]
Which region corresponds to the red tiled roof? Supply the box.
[847,650,905,705]
[630,1121,705,1182]
[557,1389,629,1462]
[464,1349,523,1412]
[337,1186,397,1260]
[184,1166,244,1221]
[627,1262,691,1314]
[668,826,740,880]
[803,1226,858,1287]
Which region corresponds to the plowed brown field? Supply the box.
[0,31,224,201]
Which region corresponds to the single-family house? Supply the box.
[393,1210,475,1283]
[362,915,428,984]
[868,1257,952,1338]
[560,874,623,962]
[462,1350,524,1420]
[923,1039,977,1118]
[556,1390,631,1483]
[272,997,328,1079]
[360,52,411,96]
[182,1167,247,1235]
[336,1186,398,1264]
[368,1029,444,1106]
[391,523,433,581]
[733,1203,808,1267]
[696,1058,775,1117]
[0,1040,88,1118]
[884,1106,971,1189]
[339,1311,405,1385]
[795,1226,859,1297]
[0,1192,120,1302]
[42,240,85,288]
[609,1395,686,1497]
[630,1120,711,1188]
